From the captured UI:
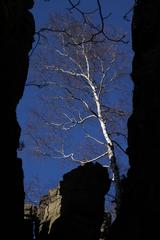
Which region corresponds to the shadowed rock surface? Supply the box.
[109,1,160,239]
[0,0,35,238]
[25,162,111,240]
[48,163,111,240]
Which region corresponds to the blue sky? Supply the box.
[17,0,134,205]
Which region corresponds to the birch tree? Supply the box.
[26,14,129,215]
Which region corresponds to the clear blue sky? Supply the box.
[17,0,134,204]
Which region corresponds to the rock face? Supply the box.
[0,0,35,238]
[25,162,111,240]
[109,1,160,239]
[36,187,62,239]
[48,163,111,240]
[24,204,37,240]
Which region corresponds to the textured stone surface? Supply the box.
[25,163,111,240]
[109,1,160,239]
[37,187,61,239]
[24,204,37,240]
[48,162,111,240]
[0,0,35,238]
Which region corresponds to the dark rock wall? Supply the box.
[24,204,37,240]
[109,1,160,239]
[49,163,110,240]
[34,163,111,240]
[0,0,35,238]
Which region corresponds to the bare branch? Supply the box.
[82,42,90,79]
[123,6,134,22]
[55,48,84,73]
[102,105,129,117]
[77,114,97,124]
[29,0,129,58]
[67,0,98,18]
[34,145,109,166]
[66,0,128,45]
[85,133,105,145]
[64,88,98,117]
[112,140,127,155]
[58,148,109,165]
[110,132,127,141]
[25,81,49,88]
[29,31,41,58]
[67,0,81,12]
[96,56,116,97]
[31,106,97,133]
[61,113,96,131]
[45,64,87,79]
